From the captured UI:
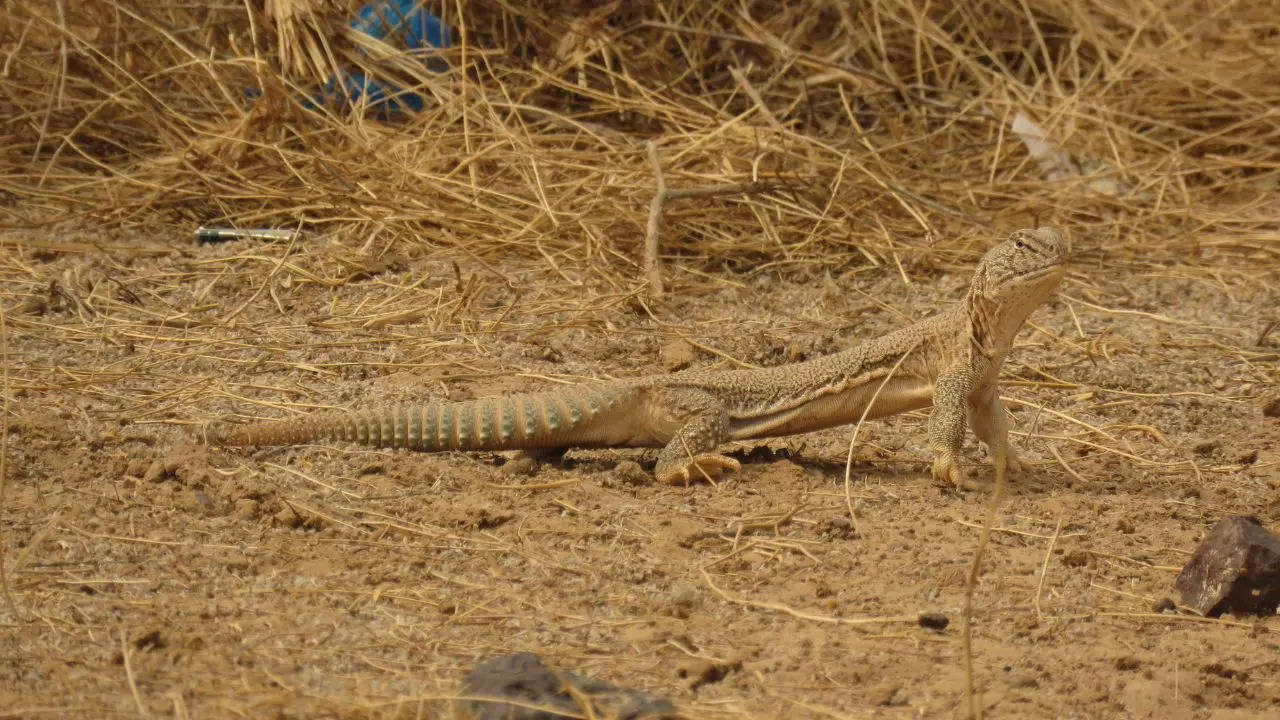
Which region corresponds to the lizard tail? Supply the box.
[211,386,629,451]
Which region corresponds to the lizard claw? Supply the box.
[1003,449,1023,474]
[980,443,1022,475]
[657,454,740,485]
[931,455,987,492]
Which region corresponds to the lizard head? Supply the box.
[965,227,1067,356]
[975,227,1067,305]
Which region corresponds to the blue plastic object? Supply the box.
[326,0,453,115]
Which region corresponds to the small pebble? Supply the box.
[1263,396,1280,418]
[917,612,949,631]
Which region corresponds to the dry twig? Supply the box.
[644,140,777,297]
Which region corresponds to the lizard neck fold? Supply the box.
[965,285,1038,362]
[965,285,1000,360]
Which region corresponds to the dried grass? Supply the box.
[3,1,1276,272]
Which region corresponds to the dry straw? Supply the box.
[3,1,1276,273]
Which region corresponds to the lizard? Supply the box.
[212,227,1067,489]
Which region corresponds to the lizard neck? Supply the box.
[965,287,1034,361]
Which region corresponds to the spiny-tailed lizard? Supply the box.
[212,227,1067,488]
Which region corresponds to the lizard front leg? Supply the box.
[968,384,1023,475]
[651,390,738,485]
[929,367,977,489]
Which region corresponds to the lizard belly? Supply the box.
[728,377,935,440]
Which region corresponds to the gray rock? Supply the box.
[458,652,677,720]
[1174,516,1280,616]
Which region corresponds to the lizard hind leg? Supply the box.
[653,409,739,486]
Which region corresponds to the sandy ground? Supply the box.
[2,229,1278,718]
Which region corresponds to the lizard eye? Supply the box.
[1014,239,1026,249]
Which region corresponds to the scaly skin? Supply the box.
[213,228,1067,488]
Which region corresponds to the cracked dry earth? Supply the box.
[2,233,1278,718]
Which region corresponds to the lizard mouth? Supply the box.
[994,261,1063,287]
[1017,262,1064,282]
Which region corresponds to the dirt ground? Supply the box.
[2,225,1277,719]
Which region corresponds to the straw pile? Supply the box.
[3,0,1275,279]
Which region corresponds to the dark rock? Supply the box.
[1262,396,1280,418]
[1174,516,1280,616]
[458,652,677,720]
[917,612,949,631]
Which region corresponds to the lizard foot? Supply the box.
[1005,451,1024,474]
[931,456,989,492]
[656,454,741,486]
[987,447,1023,474]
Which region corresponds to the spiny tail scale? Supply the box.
[215,385,631,451]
